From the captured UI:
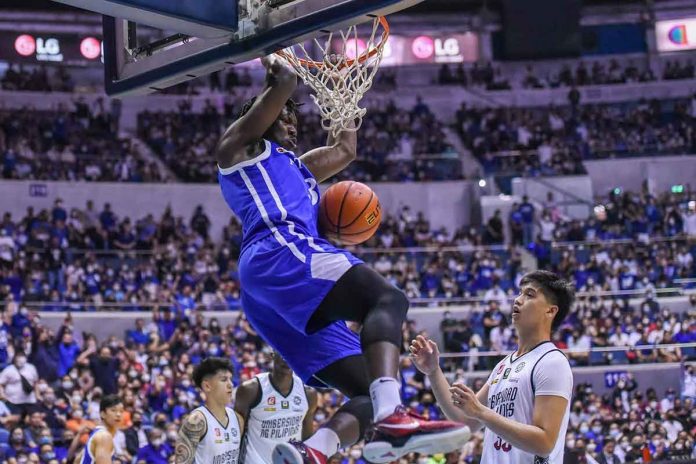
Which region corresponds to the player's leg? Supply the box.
[304,355,373,456]
[304,264,470,464]
[306,264,408,421]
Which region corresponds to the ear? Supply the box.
[547,305,559,324]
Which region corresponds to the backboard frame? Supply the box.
[95,0,424,96]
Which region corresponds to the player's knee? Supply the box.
[378,286,409,320]
[362,287,408,347]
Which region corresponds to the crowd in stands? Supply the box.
[138,97,462,183]
[0,182,692,462]
[0,290,695,462]
[0,102,166,183]
[455,96,696,176]
[0,185,693,313]
[663,60,696,81]
[1,65,74,93]
[437,59,660,90]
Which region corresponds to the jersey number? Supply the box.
[305,178,319,206]
[494,436,512,453]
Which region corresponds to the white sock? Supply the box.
[305,428,340,457]
[370,377,401,422]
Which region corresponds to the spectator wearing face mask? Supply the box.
[6,426,33,460]
[124,410,147,457]
[0,351,39,418]
[596,438,620,464]
[136,427,172,464]
[22,411,47,447]
[38,440,57,464]
[342,445,367,464]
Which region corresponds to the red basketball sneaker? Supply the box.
[363,406,471,463]
[272,440,328,464]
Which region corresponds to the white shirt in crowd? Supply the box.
[0,362,38,405]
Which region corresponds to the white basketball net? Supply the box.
[276,17,389,138]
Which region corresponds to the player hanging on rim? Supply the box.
[77,394,123,464]
[410,270,575,464]
[234,351,318,463]
[175,357,243,464]
[213,53,469,464]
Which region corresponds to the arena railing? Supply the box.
[15,218,692,256]
[436,342,696,360]
[1,284,688,312]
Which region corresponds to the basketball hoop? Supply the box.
[275,16,390,137]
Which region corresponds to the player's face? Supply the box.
[511,283,556,332]
[205,370,234,404]
[269,107,298,150]
[272,353,292,375]
[102,403,124,429]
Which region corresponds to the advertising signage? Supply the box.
[1,32,103,65]
[337,32,479,66]
[655,17,696,52]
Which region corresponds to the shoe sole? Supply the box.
[272,442,304,464]
[363,426,471,463]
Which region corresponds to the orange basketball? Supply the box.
[319,181,381,245]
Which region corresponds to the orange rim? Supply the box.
[276,16,389,70]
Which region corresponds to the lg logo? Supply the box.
[14,34,63,62]
[435,38,460,57]
[411,36,461,60]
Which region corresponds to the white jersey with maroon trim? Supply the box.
[481,341,572,464]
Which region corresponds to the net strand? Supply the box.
[276,18,387,138]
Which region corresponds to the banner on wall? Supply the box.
[334,32,479,66]
[1,32,103,65]
[655,17,696,52]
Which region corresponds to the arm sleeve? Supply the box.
[533,351,573,401]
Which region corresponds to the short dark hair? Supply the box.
[237,96,301,121]
[192,357,234,389]
[100,394,122,412]
[519,270,575,330]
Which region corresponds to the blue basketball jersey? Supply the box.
[218,139,322,257]
[217,138,363,384]
[80,427,112,464]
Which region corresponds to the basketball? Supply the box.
[319,181,381,245]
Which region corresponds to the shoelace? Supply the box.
[394,405,427,421]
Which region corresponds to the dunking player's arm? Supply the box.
[301,387,319,439]
[299,118,357,182]
[174,410,207,464]
[214,52,357,182]
[214,54,297,169]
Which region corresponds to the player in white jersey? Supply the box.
[235,352,318,463]
[410,270,575,464]
[77,394,124,464]
[175,357,244,464]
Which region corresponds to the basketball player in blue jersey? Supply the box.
[214,54,469,464]
[78,394,123,464]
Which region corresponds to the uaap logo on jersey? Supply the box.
[293,395,301,406]
[515,362,526,373]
